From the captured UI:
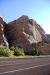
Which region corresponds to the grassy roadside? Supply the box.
[0,55,50,59]
[0,46,50,59]
[0,55,34,59]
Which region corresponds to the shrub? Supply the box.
[14,46,25,56]
[0,46,14,57]
[32,48,40,56]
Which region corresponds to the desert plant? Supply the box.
[32,48,40,56]
[0,46,14,57]
[14,46,25,56]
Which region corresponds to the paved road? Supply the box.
[0,56,50,75]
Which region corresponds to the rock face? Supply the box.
[0,16,4,45]
[46,34,50,43]
[36,43,50,55]
[0,15,50,54]
[5,15,48,53]
[0,16,9,47]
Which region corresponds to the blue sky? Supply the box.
[0,0,50,34]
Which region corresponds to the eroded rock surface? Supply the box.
[0,15,50,54]
[0,16,9,47]
[5,15,48,53]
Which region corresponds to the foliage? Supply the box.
[14,46,25,56]
[0,46,14,57]
[32,48,40,56]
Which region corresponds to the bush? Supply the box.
[32,48,40,56]
[14,46,25,56]
[0,46,14,57]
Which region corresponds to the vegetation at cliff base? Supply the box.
[0,46,14,57]
[0,46,41,58]
[13,46,25,56]
[32,48,40,56]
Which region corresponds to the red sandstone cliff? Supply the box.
[4,15,49,54]
[0,15,50,54]
[0,16,9,47]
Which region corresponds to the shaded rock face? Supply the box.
[0,16,9,47]
[5,15,47,53]
[46,34,50,43]
[36,43,50,55]
[0,16,4,44]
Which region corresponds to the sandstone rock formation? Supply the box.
[0,15,50,54]
[6,16,41,46]
[0,16,9,47]
[4,15,48,53]
[36,43,50,55]
[46,34,50,43]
